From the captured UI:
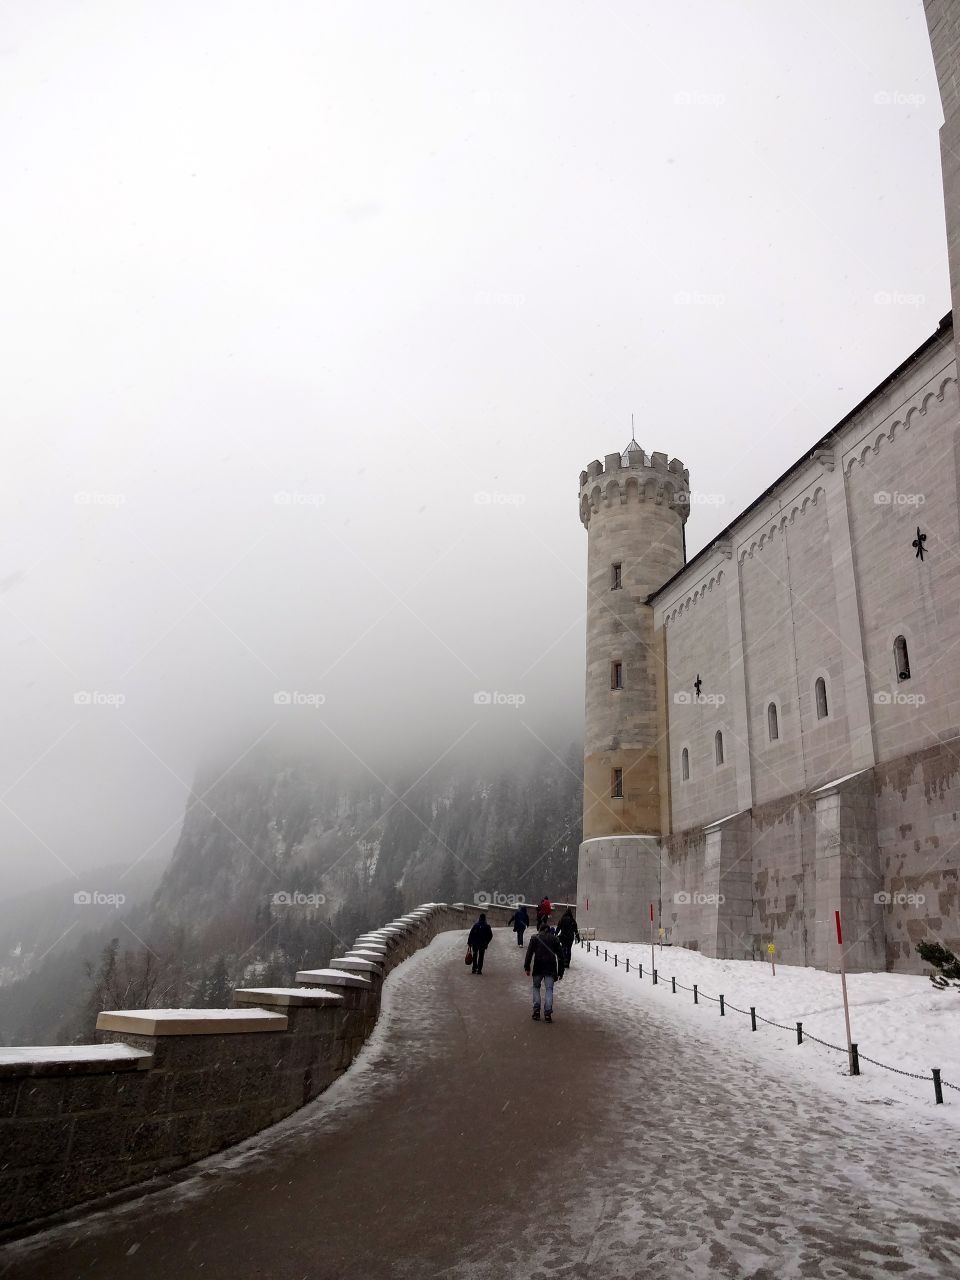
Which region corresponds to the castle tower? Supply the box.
[576,442,690,940]
[925,1,960,368]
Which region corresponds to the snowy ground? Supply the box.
[577,939,960,1126]
[4,930,960,1279]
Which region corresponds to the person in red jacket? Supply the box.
[536,895,552,928]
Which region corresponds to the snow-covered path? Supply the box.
[2,929,959,1279]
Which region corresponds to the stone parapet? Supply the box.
[95,1009,288,1037]
[579,448,690,529]
[0,901,479,1235]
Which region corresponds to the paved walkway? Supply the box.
[2,930,959,1279]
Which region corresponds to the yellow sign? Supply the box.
[767,943,776,954]
[658,927,665,937]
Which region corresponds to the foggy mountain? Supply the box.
[0,855,166,989]
[0,737,581,1046]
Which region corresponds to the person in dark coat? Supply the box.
[467,913,493,974]
[524,922,564,1021]
[556,908,580,970]
[507,903,529,947]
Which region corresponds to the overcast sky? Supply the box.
[0,0,949,897]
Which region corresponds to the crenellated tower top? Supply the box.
[578,441,690,529]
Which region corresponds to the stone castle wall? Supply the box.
[0,901,514,1234]
[926,0,960,366]
[580,318,960,972]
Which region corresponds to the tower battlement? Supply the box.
[576,437,688,861]
[579,446,690,528]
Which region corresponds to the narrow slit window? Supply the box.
[767,702,779,742]
[611,661,623,690]
[715,730,724,766]
[611,562,622,590]
[681,747,689,781]
[611,767,623,798]
[894,635,911,681]
[815,677,829,720]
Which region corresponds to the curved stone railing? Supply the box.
[0,901,515,1234]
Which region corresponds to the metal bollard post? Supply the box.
[933,1068,943,1104]
[750,1007,756,1031]
[639,962,643,979]
[671,976,676,994]
[693,984,698,1004]
[719,994,725,1016]
[604,948,608,962]
[626,957,630,973]
[653,969,658,985]
[614,953,617,968]
[850,1043,860,1076]
[797,1021,803,1045]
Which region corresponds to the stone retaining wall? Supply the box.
[0,901,515,1233]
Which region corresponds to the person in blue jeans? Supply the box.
[524,922,564,1022]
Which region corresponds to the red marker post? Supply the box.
[650,902,655,977]
[836,910,857,1075]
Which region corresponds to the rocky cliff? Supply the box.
[0,741,582,1045]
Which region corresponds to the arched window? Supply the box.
[894,635,911,681]
[767,702,779,741]
[815,676,829,720]
[714,730,724,766]
[681,747,689,781]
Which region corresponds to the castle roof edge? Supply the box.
[647,310,954,605]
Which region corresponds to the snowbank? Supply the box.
[580,939,960,1122]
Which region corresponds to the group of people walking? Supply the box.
[465,897,581,1024]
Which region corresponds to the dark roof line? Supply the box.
[648,312,955,604]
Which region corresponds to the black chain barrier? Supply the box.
[580,939,954,1103]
